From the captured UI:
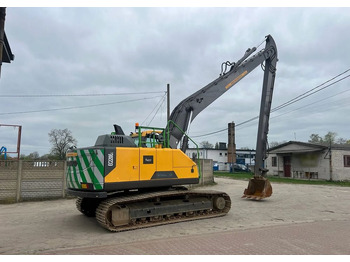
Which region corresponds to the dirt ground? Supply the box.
[1,177,350,255]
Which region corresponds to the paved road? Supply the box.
[1,177,350,255]
[42,220,350,255]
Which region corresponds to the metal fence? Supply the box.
[0,159,214,204]
[0,160,66,203]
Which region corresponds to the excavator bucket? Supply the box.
[242,176,272,200]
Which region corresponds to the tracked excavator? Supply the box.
[66,35,278,232]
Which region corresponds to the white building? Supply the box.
[185,147,255,171]
[266,141,350,181]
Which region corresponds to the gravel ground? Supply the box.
[1,177,349,254]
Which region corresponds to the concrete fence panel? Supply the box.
[0,160,66,203]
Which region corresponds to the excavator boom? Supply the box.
[166,35,277,156]
[166,35,277,199]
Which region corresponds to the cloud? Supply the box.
[1,7,350,156]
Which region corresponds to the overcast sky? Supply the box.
[1,4,350,156]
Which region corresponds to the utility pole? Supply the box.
[167,83,170,122]
[329,140,333,181]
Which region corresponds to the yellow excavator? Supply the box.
[66,35,277,231]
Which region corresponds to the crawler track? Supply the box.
[94,189,231,232]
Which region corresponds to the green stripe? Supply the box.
[72,162,80,188]
[76,154,87,183]
[80,150,102,190]
[68,165,74,188]
[67,165,72,187]
[89,149,104,176]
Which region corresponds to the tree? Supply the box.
[28,151,40,159]
[324,131,337,144]
[309,131,340,145]
[337,137,350,144]
[23,152,40,160]
[269,141,287,148]
[308,134,323,144]
[48,128,77,160]
[200,141,214,149]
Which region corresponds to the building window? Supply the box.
[344,155,350,167]
[272,156,277,167]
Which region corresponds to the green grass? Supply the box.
[214,171,350,187]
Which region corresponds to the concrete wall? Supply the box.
[332,149,350,181]
[197,159,214,185]
[0,160,66,203]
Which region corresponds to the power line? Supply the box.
[0,91,165,98]
[0,96,162,116]
[191,69,350,138]
[146,97,166,126]
[272,72,350,112]
[271,88,350,120]
[141,93,167,126]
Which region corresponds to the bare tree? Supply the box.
[200,141,214,149]
[269,141,287,148]
[309,132,340,145]
[308,133,323,144]
[324,131,337,144]
[337,137,350,144]
[48,128,77,160]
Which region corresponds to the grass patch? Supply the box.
[214,171,350,187]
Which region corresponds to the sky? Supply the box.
[1,2,350,157]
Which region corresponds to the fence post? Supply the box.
[16,160,23,202]
[200,159,204,186]
[62,161,67,198]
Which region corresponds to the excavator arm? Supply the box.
[166,35,278,161]
[167,35,277,200]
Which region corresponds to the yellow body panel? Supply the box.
[104,147,139,183]
[172,149,196,168]
[156,148,173,171]
[104,147,198,183]
[139,148,157,181]
[172,149,198,178]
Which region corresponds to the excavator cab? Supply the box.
[130,123,164,148]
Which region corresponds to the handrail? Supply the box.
[165,120,201,179]
[135,122,201,180]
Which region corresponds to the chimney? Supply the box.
[227,122,236,164]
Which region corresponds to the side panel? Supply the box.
[172,149,199,179]
[66,148,105,190]
[104,147,140,183]
[139,148,157,181]
[156,148,173,171]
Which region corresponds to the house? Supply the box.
[266,141,350,181]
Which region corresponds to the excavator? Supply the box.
[66,35,277,232]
